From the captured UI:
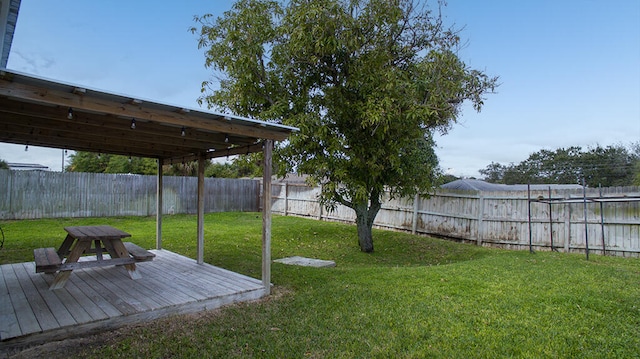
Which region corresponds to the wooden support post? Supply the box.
[262,140,273,295]
[197,153,205,265]
[156,158,163,250]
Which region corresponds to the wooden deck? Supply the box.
[0,249,267,350]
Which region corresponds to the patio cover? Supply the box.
[0,68,298,294]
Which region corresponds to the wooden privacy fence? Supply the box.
[3,169,639,257]
[0,170,259,219]
[270,182,640,257]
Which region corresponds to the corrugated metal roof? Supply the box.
[0,0,21,68]
[7,162,49,171]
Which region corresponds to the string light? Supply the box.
[224,134,229,143]
[181,127,186,137]
[130,119,136,129]
[67,108,73,120]
[25,144,28,152]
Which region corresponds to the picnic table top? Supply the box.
[64,225,131,240]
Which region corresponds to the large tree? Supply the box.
[193,0,497,252]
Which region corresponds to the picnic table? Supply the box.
[33,225,154,290]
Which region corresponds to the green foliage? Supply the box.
[480,143,640,187]
[162,160,211,177]
[0,159,8,170]
[229,153,263,178]
[436,173,459,186]
[65,152,111,173]
[104,156,157,175]
[67,151,241,177]
[2,214,639,358]
[66,151,158,175]
[204,155,263,178]
[193,0,498,251]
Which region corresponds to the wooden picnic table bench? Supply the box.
[33,225,155,290]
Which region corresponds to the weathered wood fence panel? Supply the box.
[0,170,259,219]
[269,182,640,257]
[4,170,638,256]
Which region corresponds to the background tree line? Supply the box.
[64,151,262,178]
[479,143,640,187]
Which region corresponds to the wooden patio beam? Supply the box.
[0,79,291,141]
[262,139,273,295]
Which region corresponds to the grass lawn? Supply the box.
[1,213,639,358]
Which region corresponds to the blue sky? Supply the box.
[2,0,639,177]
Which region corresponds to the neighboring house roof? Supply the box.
[7,162,49,171]
[0,0,21,68]
[273,173,310,184]
[440,178,583,192]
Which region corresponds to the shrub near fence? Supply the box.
[270,182,640,257]
[0,170,259,220]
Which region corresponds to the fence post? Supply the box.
[564,193,572,253]
[412,193,419,234]
[477,193,484,246]
[599,185,606,255]
[318,184,323,221]
[284,182,288,216]
[582,178,590,260]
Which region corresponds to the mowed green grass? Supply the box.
[1,213,639,358]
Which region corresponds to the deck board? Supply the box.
[0,265,22,340]
[3,265,41,336]
[21,263,79,327]
[0,250,267,351]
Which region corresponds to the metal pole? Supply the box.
[599,185,606,256]
[528,184,533,253]
[548,186,555,251]
[582,177,589,260]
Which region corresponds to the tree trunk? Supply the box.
[353,192,382,253]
